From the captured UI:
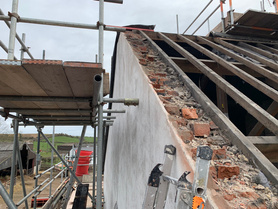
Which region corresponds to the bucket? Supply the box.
[75,150,93,176]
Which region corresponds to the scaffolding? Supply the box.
[0,0,139,208]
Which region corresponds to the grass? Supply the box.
[32,135,96,167]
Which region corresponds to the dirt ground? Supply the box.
[0,170,65,209]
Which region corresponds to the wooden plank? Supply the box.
[159,32,278,135]
[63,62,103,97]
[172,57,264,77]
[23,60,78,109]
[210,38,278,83]
[248,101,278,136]
[238,42,278,61]
[257,43,278,55]
[140,30,278,188]
[214,39,278,73]
[193,36,278,103]
[247,136,278,145]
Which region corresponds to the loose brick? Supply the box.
[217,165,240,179]
[155,72,167,77]
[209,121,219,130]
[191,148,197,159]
[212,148,227,160]
[148,75,158,83]
[175,118,187,126]
[193,122,210,137]
[152,83,161,89]
[158,78,170,85]
[178,128,194,143]
[239,192,260,200]
[139,46,148,53]
[224,194,236,201]
[181,108,198,119]
[146,55,156,62]
[210,166,217,180]
[161,96,172,101]
[167,90,179,96]
[164,104,180,115]
[139,58,147,66]
[155,89,166,96]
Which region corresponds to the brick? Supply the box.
[161,96,172,101]
[139,58,147,66]
[178,128,194,143]
[158,78,170,85]
[164,104,180,115]
[152,83,161,89]
[175,118,187,126]
[217,165,240,179]
[155,89,166,96]
[239,192,260,200]
[193,122,210,137]
[209,121,219,130]
[146,54,156,62]
[181,108,198,119]
[210,166,217,180]
[155,72,167,77]
[139,46,148,53]
[212,148,226,160]
[167,90,179,96]
[148,75,158,82]
[159,96,171,104]
[191,148,197,159]
[224,194,236,201]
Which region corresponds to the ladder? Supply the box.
[142,145,213,209]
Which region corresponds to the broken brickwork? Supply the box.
[125,31,278,209]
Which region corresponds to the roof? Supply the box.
[0,59,109,126]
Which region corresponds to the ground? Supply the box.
[0,170,64,209]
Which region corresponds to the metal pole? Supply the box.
[229,0,234,25]
[0,181,17,209]
[192,4,221,35]
[0,15,126,32]
[61,154,64,183]
[93,127,97,206]
[34,128,41,209]
[9,119,18,199]
[14,123,29,209]
[7,0,19,60]
[220,1,225,32]
[20,33,25,59]
[97,0,104,208]
[49,126,55,197]
[62,125,87,209]
[176,14,179,34]
[183,0,213,34]
[0,9,34,60]
[43,50,46,60]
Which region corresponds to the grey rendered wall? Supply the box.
[103,33,196,209]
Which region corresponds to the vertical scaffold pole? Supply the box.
[49,126,55,197]
[220,0,225,32]
[62,125,87,209]
[229,0,234,25]
[97,0,104,208]
[8,0,19,60]
[14,120,29,209]
[9,119,18,199]
[34,128,41,209]
[93,126,97,206]
[20,33,26,60]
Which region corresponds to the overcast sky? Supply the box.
[0,0,275,136]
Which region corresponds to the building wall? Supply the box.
[104,34,197,209]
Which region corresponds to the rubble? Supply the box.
[125,31,278,208]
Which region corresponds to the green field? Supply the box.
[33,135,96,167]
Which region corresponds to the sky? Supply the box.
[0,0,276,136]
